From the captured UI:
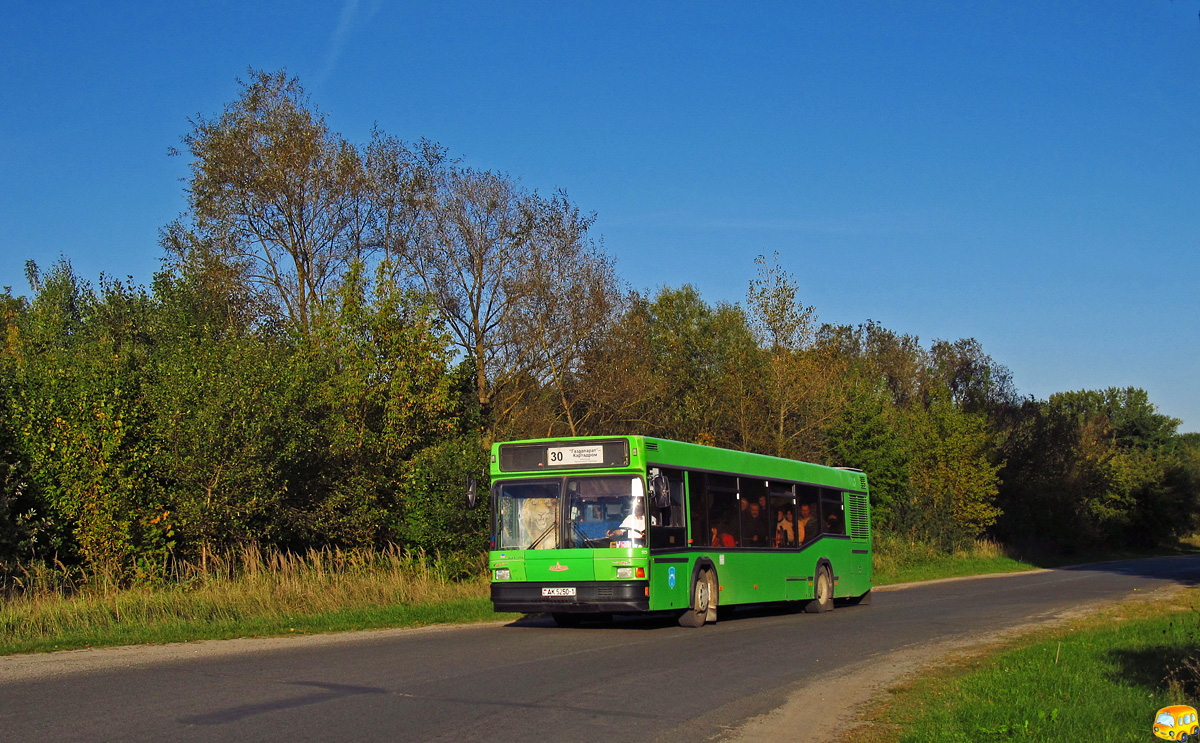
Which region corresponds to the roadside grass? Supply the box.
[0,546,518,656]
[843,586,1200,743]
[873,535,1037,585]
[4,537,1195,657]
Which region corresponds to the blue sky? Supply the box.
[2,2,1197,430]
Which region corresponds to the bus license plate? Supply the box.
[542,587,576,597]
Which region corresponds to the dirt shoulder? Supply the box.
[724,581,1186,743]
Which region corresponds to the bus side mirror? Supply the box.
[650,473,670,510]
[466,476,478,509]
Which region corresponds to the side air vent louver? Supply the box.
[646,442,658,451]
[860,475,867,490]
[846,493,870,541]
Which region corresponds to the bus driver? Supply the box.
[607,499,646,542]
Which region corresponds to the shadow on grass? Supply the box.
[1108,645,1200,697]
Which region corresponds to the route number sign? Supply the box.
[547,446,604,466]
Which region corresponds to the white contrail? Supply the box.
[315,0,360,90]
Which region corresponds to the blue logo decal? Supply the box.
[668,566,676,589]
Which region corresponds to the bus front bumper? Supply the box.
[491,581,650,614]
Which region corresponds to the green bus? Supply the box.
[488,435,872,627]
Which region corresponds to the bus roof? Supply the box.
[490,435,867,492]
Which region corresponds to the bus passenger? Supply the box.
[710,525,736,547]
[775,509,795,547]
[744,501,769,546]
[797,503,817,544]
[825,510,841,534]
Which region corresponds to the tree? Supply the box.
[405,170,620,441]
[861,321,926,409]
[362,132,447,279]
[297,261,461,547]
[500,190,622,437]
[901,387,1002,547]
[995,388,1197,550]
[746,253,815,352]
[927,338,1018,416]
[6,262,158,581]
[577,286,758,447]
[407,166,531,420]
[745,253,838,459]
[825,371,910,531]
[178,69,367,334]
[0,289,55,566]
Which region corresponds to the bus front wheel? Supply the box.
[805,565,834,614]
[679,571,712,628]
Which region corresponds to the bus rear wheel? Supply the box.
[805,565,834,614]
[679,571,712,628]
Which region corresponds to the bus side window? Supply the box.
[820,488,846,536]
[665,469,685,527]
[740,478,769,549]
[769,483,796,548]
[797,485,820,545]
[649,468,687,549]
[688,472,708,548]
[707,475,740,548]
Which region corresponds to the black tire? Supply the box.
[678,570,711,628]
[1181,733,1189,743]
[805,564,834,614]
[551,612,582,627]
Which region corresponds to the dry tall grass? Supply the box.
[0,546,490,648]
[872,532,1024,584]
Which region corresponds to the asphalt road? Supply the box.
[4,556,1199,743]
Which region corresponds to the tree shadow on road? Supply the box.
[1053,554,1200,587]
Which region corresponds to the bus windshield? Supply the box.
[495,476,645,550]
[566,476,645,548]
[496,479,561,550]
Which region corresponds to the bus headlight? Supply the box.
[616,567,633,579]
[495,568,511,580]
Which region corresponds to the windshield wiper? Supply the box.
[572,522,595,548]
[527,520,558,550]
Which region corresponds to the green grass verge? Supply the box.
[875,552,1038,585]
[844,587,1200,742]
[872,536,1040,586]
[0,546,521,657]
[4,540,1194,657]
[1,598,521,656]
